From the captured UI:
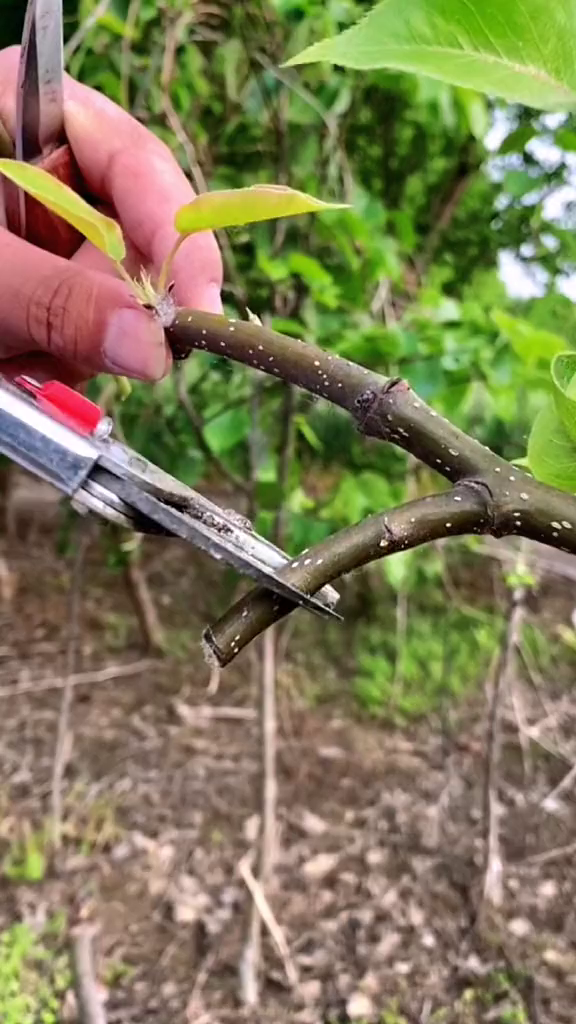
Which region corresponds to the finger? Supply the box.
[71,233,148,281]
[65,90,224,311]
[0,227,170,380]
[0,48,223,313]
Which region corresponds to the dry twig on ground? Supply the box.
[70,923,108,1024]
[51,525,91,852]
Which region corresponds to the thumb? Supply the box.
[0,229,170,380]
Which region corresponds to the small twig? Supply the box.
[70,923,107,1024]
[206,664,221,696]
[174,367,250,496]
[481,581,527,910]
[240,365,295,1003]
[172,699,256,722]
[160,6,243,295]
[238,854,298,988]
[51,525,91,852]
[541,761,576,810]
[124,540,166,653]
[0,552,15,610]
[508,672,532,780]
[120,0,141,109]
[0,659,154,698]
[64,0,111,62]
[521,839,576,866]
[239,599,280,1007]
[186,949,218,1021]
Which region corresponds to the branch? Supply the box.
[70,923,107,1024]
[174,366,251,496]
[124,540,167,654]
[51,524,91,852]
[167,313,574,529]
[204,485,488,665]
[166,311,576,658]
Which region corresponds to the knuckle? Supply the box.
[26,268,98,361]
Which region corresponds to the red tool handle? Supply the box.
[14,376,108,436]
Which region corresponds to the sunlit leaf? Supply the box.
[491,310,568,365]
[175,184,349,236]
[204,407,250,454]
[555,128,576,152]
[285,0,576,111]
[503,170,539,200]
[455,88,488,141]
[527,400,576,493]
[0,159,126,262]
[551,352,576,444]
[295,414,323,452]
[498,124,537,155]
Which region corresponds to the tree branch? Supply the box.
[166,310,576,661]
[203,484,488,665]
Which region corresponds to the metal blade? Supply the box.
[17,0,65,161]
[10,0,65,235]
[91,469,341,620]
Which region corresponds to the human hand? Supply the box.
[0,47,223,385]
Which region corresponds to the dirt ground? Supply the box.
[0,487,575,1024]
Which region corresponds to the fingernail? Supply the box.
[103,308,168,380]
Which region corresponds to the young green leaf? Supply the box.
[551,352,576,444]
[0,159,126,262]
[285,0,576,111]
[527,399,576,493]
[174,184,349,236]
[491,310,569,365]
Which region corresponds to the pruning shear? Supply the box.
[0,0,340,620]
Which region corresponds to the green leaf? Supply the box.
[527,399,576,493]
[503,170,538,199]
[285,0,576,111]
[294,414,323,452]
[455,87,488,141]
[203,407,250,454]
[0,159,126,262]
[498,124,537,154]
[555,127,576,151]
[551,352,576,443]
[491,310,568,365]
[175,184,349,236]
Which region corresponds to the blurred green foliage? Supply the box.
[0,918,70,1024]
[60,0,576,555]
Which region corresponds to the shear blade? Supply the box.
[96,472,341,620]
[16,0,65,163]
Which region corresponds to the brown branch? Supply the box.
[204,484,488,665]
[51,524,91,852]
[166,310,576,660]
[239,625,279,1007]
[167,311,576,542]
[481,584,527,911]
[416,143,480,279]
[124,540,166,654]
[0,659,155,698]
[70,923,107,1024]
